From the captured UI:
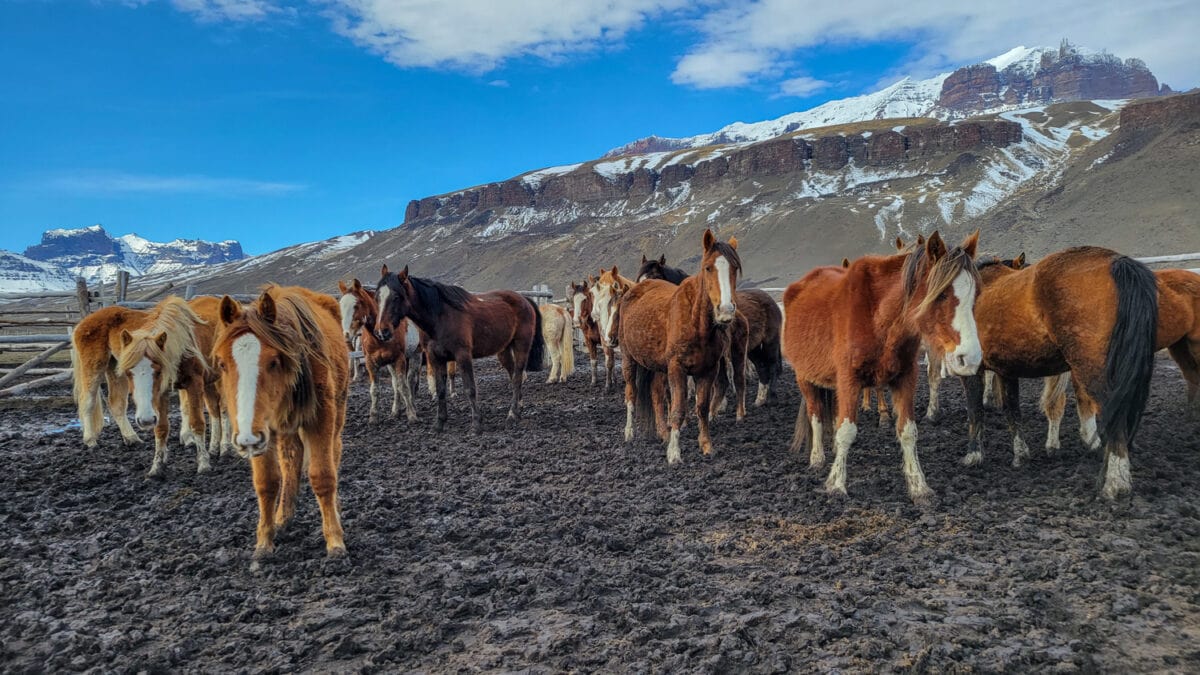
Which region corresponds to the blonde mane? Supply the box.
[115,296,208,393]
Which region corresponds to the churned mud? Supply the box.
[2,354,1198,672]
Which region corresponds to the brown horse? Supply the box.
[783,231,982,504]
[1028,267,1200,451]
[338,279,419,424]
[566,279,605,386]
[958,246,1158,499]
[114,296,212,476]
[72,305,151,449]
[213,285,349,564]
[619,229,743,463]
[186,296,233,458]
[589,266,635,392]
[374,266,545,433]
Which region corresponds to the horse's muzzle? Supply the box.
[136,414,158,429]
[375,328,393,342]
[714,303,737,325]
[234,431,269,458]
[945,345,983,377]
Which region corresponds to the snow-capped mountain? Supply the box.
[2,225,246,292]
[605,41,1167,157]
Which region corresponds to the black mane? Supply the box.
[408,275,473,315]
[637,256,689,284]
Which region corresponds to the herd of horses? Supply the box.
[66,227,1200,562]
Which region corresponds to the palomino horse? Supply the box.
[114,296,212,476]
[338,279,419,424]
[589,267,635,392]
[957,246,1157,499]
[539,303,575,383]
[566,279,605,386]
[1015,266,1199,452]
[636,255,782,408]
[783,231,983,504]
[374,266,545,433]
[620,229,743,463]
[72,305,151,449]
[213,285,350,563]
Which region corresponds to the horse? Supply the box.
[620,229,744,463]
[185,295,234,458]
[72,305,152,449]
[338,279,419,424]
[566,279,605,386]
[1025,267,1200,452]
[538,303,575,383]
[636,254,782,408]
[782,231,983,504]
[635,255,688,284]
[374,266,545,433]
[956,246,1158,499]
[588,267,635,392]
[213,285,350,564]
[113,296,212,476]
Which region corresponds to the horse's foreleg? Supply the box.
[249,449,282,567]
[891,371,933,505]
[983,371,1000,408]
[588,340,599,386]
[621,357,637,442]
[860,389,871,413]
[694,374,716,457]
[105,370,141,446]
[960,374,985,466]
[793,382,826,469]
[178,390,192,447]
[709,360,727,422]
[1040,373,1069,451]
[447,361,458,398]
[1072,377,1102,451]
[731,345,747,423]
[924,349,942,422]
[876,387,890,427]
[394,361,418,423]
[458,356,481,434]
[299,425,346,557]
[79,367,105,448]
[651,372,669,441]
[665,364,688,464]
[603,346,616,393]
[203,383,223,458]
[825,379,863,498]
[1001,376,1031,468]
[387,364,401,419]
[184,382,209,472]
[274,433,303,530]
[147,391,172,478]
[1168,340,1200,419]
[430,358,449,433]
[367,362,380,424]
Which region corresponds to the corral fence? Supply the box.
[0,272,555,399]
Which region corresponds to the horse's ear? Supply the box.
[729,236,738,250]
[960,229,980,259]
[121,329,133,346]
[155,332,168,351]
[381,264,389,278]
[842,257,850,268]
[895,236,905,251]
[658,254,666,265]
[400,265,409,279]
[916,234,926,246]
[641,254,648,264]
[337,280,349,294]
[925,231,947,260]
[1014,252,1027,269]
[259,292,277,325]
[702,228,715,252]
[587,275,597,286]
[219,296,241,325]
[352,278,362,291]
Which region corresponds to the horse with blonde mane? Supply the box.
[539,303,575,383]
[72,306,151,449]
[213,285,350,565]
[566,279,604,386]
[588,267,635,392]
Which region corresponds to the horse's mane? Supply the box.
[637,258,688,284]
[707,241,743,274]
[408,275,474,316]
[976,256,1020,271]
[115,296,206,392]
[902,245,980,315]
[239,285,334,430]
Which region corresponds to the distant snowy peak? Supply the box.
[0,250,79,293]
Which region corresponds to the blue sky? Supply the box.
[1,0,1195,255]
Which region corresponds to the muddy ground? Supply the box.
[1,353,1198,673]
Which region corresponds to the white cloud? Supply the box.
[672,0,1198,91]
[323,0,688,71]
[776,75,830,98]
[37,171,305,196]
[169,0,283,22]
[487,79,510,88]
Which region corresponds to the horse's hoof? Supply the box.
[196,464,211,475]
[909,488,936,508]
[406,414,419,423]
[327,545,348,559]
[961,451,983,467]
[123,436,143,447]
[808,457,825,471]
[823,483,848,499]
[146,467,165,480]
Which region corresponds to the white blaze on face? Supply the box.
[946,270,982,376]
[593,284,618,346]
[376,284,392,332]
[231,333,262,446]
[130,356,156,423]
[339,293,357,338]
[572,293,585,328]
[713,255,736,321]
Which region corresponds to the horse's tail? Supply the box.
[631,363,659,440]
[70,335,83,406]
[1102,255,1158,447]
[525,297,546,372]
[558,309,575,378]
[1040,372,1071,420]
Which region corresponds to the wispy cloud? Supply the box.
[487,79,511,88]
[776,75,830,98]
[34,171,305,196]
[169,0,284,23]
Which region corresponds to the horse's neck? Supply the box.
[860,256,919,346]
[405,300,449,341]
[682,275,715,336]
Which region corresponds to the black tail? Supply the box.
[525,297,546,372]
[631,364,659,440]
[1102,256,1157,447]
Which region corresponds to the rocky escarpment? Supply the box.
[405,119,1022,223]
[1119,91,1200,131]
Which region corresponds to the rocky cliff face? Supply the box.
[1119,91,1200,131]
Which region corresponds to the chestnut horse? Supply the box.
[72,305,151,449]
[213,285,349,564]
[338,279,419,424]
[958,246,1158,499]
[783,231,983,504]
[589,266,635,392]
[374,266,545,433]
[620,229,743,463]
[566,279,605,386]
[114,296,212,476]
[539,303,575,383]
[636,255,782,408]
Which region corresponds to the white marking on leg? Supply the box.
[149,436,167,477]
[369,374,378,421]
[899,420,933,502]
[1012,434,1030,468]
[809,415,825,469]
[666,428,682,465]
[389,365,401,416]
[231,334,262,449]
[755,382,769,407]
[945,271,982,376]
[1080,414,1100,451]
[1102,451,1133,499]
[179,396,192,445]
[1045,416,1061,451]
[130,357,156,427]
[375,285,391,331]
[825,419,856,496]
[624,400,635,442]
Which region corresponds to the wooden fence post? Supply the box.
[116,271,130,302]
[184,284,197,300]
[75,278,90,319]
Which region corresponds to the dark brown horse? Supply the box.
[374,266,545,433]
[782,231,982,504]
[635,255,688,284]
[567,279,606,387]
[958,246,1157,499]
[619,229,744,463]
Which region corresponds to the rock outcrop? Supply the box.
[1120,91,1200,131]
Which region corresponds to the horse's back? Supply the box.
[619,279,677,366]
[1156,269,1200,346]
[735,288,782,350]
[270,285,350,391]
